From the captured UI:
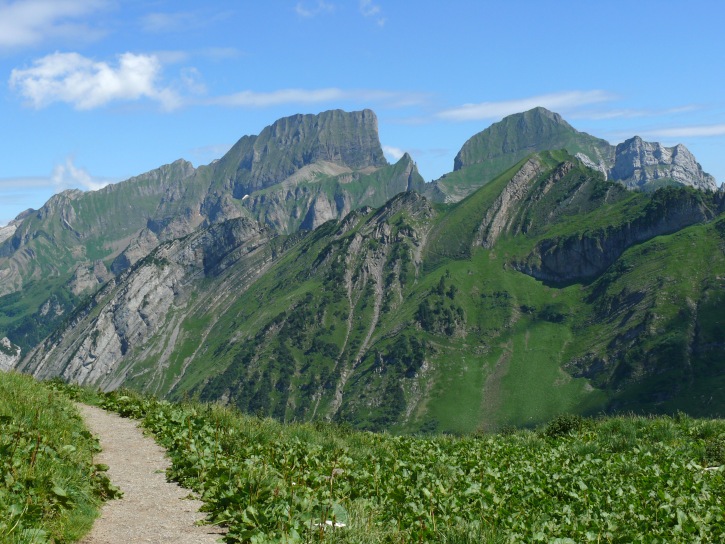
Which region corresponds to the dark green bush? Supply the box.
[704,434,725,466]
[543,413,584,438]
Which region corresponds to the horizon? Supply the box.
[2,0,724,225]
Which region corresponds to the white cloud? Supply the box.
[210,87,425,108]
[0,176,56,190]
[639,124,725,139]
[179,67,206,95]
[51,157,110,191]
[359,0,385,26]
[383,145,405,161]
[153,47,245,64]
[213,88,345,107]
[569,105,698,121]
[296,1,335,18]
[9,51,180,110]
[359,0,380,16]
[0,0,107,49]
[437,91,615,122]
[202,47,244,61]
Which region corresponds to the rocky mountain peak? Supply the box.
[223,109,388,196]
[609,136,717,191]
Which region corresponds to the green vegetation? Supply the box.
[24,150,725,435]
[0,373,119,543]
[84,387,725,543]
[430,106,614,201]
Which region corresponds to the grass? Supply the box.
[0,373,115,543]
[70,385,725,543]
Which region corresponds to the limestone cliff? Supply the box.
[0,109,416,356]
[212,108,387,199]
[609,136,717,191]
[21,217,276,390]
[0,337,20,372]
[514,188,721,283]
[428,108,717,204]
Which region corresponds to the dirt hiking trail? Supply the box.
[77,404,225,543]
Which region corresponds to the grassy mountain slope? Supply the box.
[425,107,613,202]
[24,150,725,433]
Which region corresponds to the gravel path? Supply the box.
[77,404,225,543]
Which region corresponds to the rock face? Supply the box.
[216,109,387,198]
[0,337,21,371]
[0,109,420,356]
[22,217,274,390]
[234,153,425,234]
[475,157,546,248]
[429,108,717,203]
[514,188,720,283]
[609,136,717,191]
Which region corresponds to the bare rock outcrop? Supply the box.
[0,337,20,371]
[475,157,544,248]
[609,136,717,191]
[514,188,719,283]
[22,217,272,390]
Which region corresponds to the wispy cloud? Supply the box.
[9,51,180,110]
[187,143,234,165]
[0,157,114,224]
[51,156,112,191]
[202,47,244,61]
[359,0,385,26]
[382,145,405,161]
[437,91,615,122]
[0,0,108,49]
[210,87,426,108]
[569,105,698,121]
[0,176,52,191]
[295,1,335,18]
[153,47,245,65]
[139,9,233,33]
[0,158,113,193]
[638,124,725,139]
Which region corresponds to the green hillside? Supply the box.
[426,107,614,202]
[28,150,725,433]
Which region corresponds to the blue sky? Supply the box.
[1,0,724,225]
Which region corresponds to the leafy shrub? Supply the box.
[704,434,725,466]
[543,413,584,438]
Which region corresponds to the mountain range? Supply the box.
[2,107,724,432]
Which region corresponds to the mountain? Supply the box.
[0,109,422,353]
[610,136,717,191]
[426,107,717,202]
[19,149,725,432]
[4,107,725,432]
